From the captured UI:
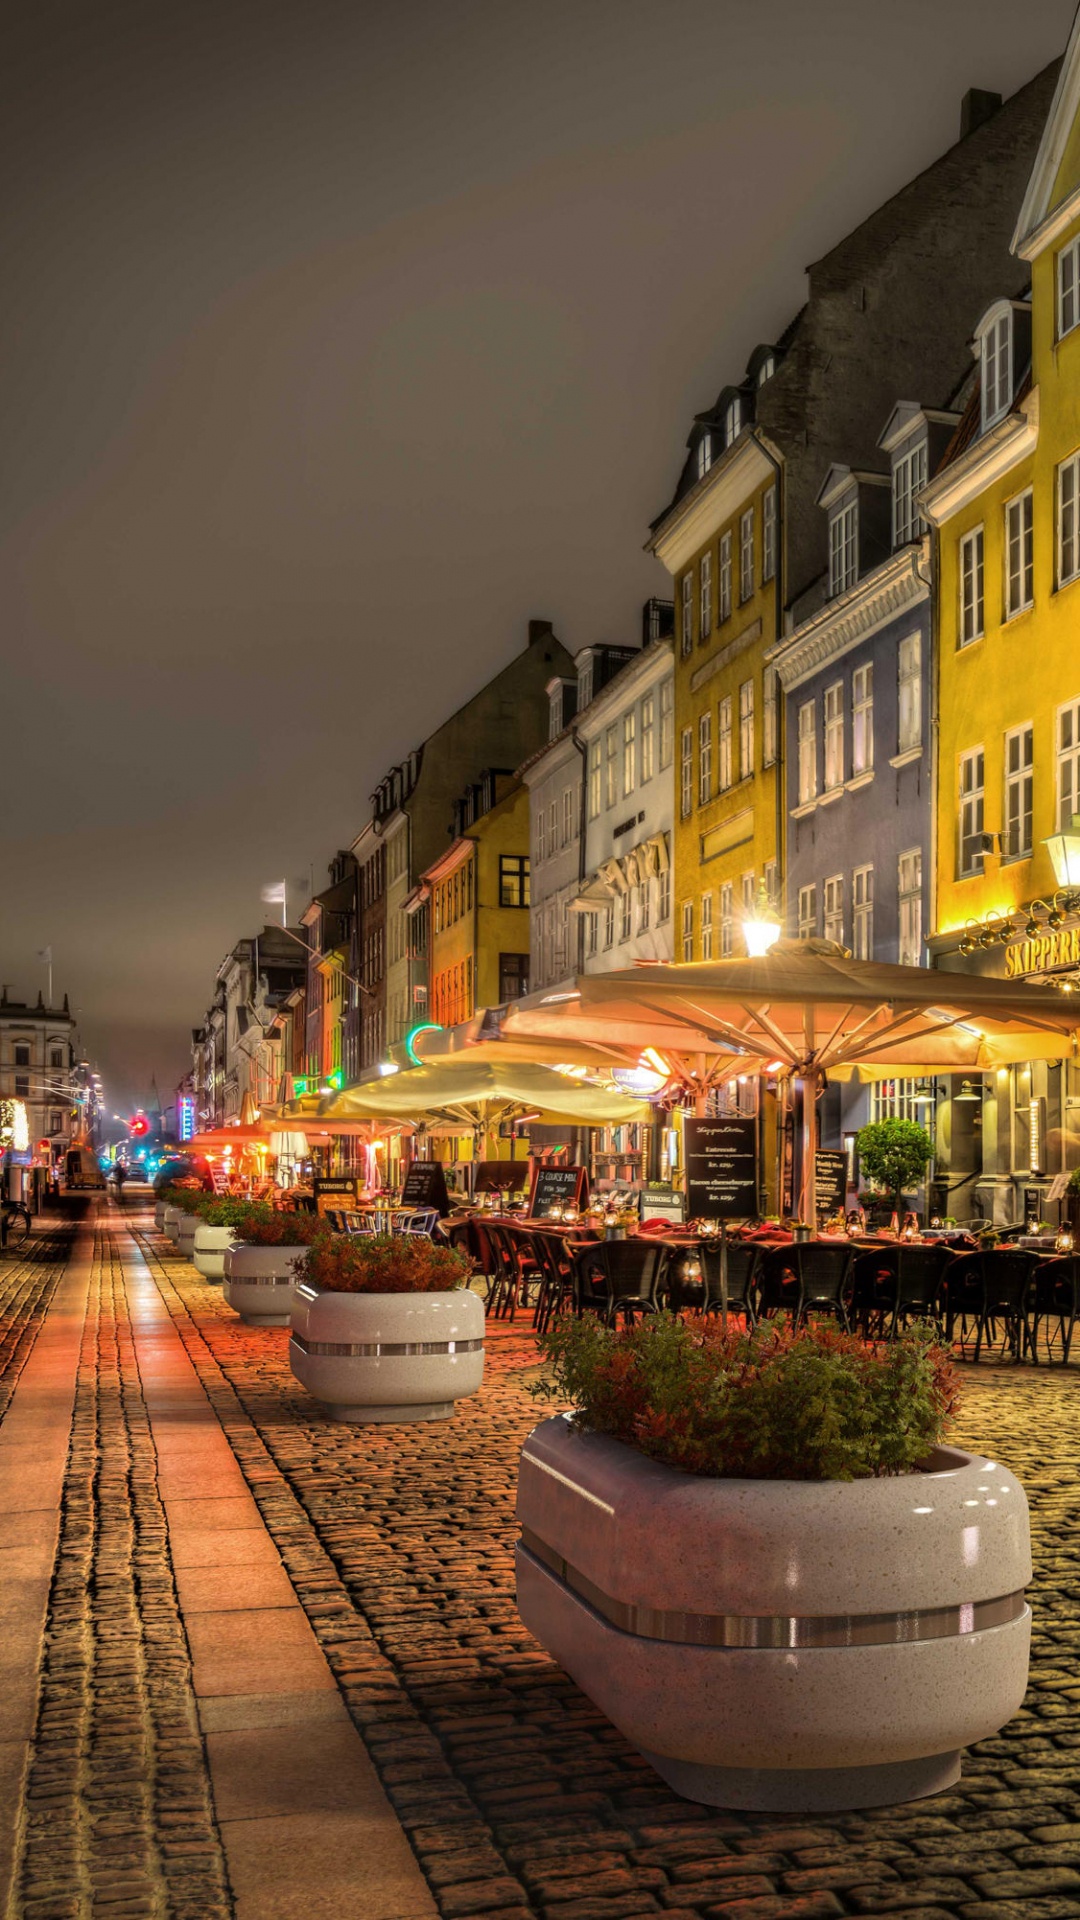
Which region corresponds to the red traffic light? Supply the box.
[128,1112,150,1139]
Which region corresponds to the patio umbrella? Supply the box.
[324,1059,650,1128]
[501,943,1080,1216]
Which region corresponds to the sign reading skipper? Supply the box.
[1006,926,1080,976]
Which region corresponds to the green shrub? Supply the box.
[231,1209,328,1247]
[300,1233,472,1295]
[855,1117,934,1215]
[533,1313,958,1481]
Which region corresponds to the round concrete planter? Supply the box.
[176,1214,201,1259]
[516,1415,1031,1813]
[154,1199,168,1230]
[192,1224,235,1281]
[163,1204,188,1244]
[290,1283,485,1423]
[223,1243,308,1325]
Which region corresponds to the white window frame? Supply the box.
[828,498,858,596]
[1057,699,1080,830]
[640,694,655,783]
[797,700,817,806]
[1005,489,1033,618]
[718,530,732,622]
[547,801,557,856]
[623,710,637,796]
[852,865,873,960]
[659,681,673,768]
[699,549,713,639]
[741,870,755,915]
[720,881,734,958]
[681,899,694,963]
[739,507,754,603]
[738,679,755,781]
[696,434,712,480]
[1003,723,1033,861]
[605,724,618,808]
[762,485,777,583]
[536,805,547,864]
[680,571,693,657]
[620,888,632,943]
[763,858,779,911]
[700,891,713,961]
[980,309,1012,429]
[680,726,694,819]
[959,748,986,877]
[1058,451,1080,588]
[797,884,817,941]
[898,849,922,967]
[762,669,778,766]
[724,396,742,446]
[823,873,844,945]
[587,740,602,820]
[717,695,733,791]
[1059,235,1080,342]
[698,710,712,807]
[959,525,985,645]
[561,787,574,847]
[823,681,844,792]
[586,911,599,957]
[897,633,922,753]
[604,900,616,949]
[851,662,873,775]
[892,436,927,549]
[657,868,671,923]
[639,879,651,931]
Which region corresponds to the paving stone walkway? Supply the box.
[127,1214,1080,1920]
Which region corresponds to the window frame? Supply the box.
[797,884,817,941]
[980,309,1012,430]
[498,855,531,908]
[700,891,713,961]
[897,633,922,753]
[823,873,844,945]
[1058,451,1080,589]
[739,507,754,603]
[1057,698,1080,830]
[823,680,844,792]
[717,694,733,792]
[640,694,655,783]
[680,572,693,657]
[852,864,874,961]
[680,726,694,819]
[897,848,923,967]
[587,740,602,820]
[718,530,733,623]
[623,709,637,796]
[681,899,694,963]
[1059,235,1080,341]
[658,681,674,768]
[958,748,986,878]
[851,662,873,775]
[1003,722,1033,862]
[797,699,817,806]
[828,496,858,597]
[959,525,985,646]
[698,709,712,806]
[738,679,755,781]
[762,485,777,582]
[699,549,713,639]
[1004,489,1034,620]
[892,435,927,549]
[719,881,734,958]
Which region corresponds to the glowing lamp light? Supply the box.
[611,1065,669,1096]
[128,1112,150,1139]
[743,882,782,958]
[376,1061,400,1077]
[1045,831,1080,889]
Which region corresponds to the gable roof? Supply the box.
[1013,5,1080,250]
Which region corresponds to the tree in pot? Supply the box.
[290,1234,485,1422]
[855,1117,934,1222]
[516,1313,1031,1812]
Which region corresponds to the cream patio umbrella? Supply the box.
[500,943,1080,1218]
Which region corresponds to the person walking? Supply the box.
[112,1161,127,1207]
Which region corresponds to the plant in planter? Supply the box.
[188,1196,264,1281]
[160,1186,203,1243]
[517,1313,1030,1813]
[855,1118,934,1221]
[290,1234,484,1423]
[222,1210,330,1326]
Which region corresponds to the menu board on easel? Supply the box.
[814,1150,848,1224]
[400,1159,451,1216]
[529,1164,588,1217]
[474,1160,529,1194]
[684,1117,758,1220]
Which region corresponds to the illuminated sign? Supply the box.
[292,1076,308,1097]
[178,1096,195,1142]
[1005,927,1080,976]
[325,1069,343,1091]
[404,1023,442,1065]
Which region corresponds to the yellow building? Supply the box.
[921,24,1080,1218]
[421,776,532,1031]
[648,414,781,961]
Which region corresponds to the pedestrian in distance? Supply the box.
[112,1162,127,1207]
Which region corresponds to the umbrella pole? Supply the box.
[797,1068,824,1227]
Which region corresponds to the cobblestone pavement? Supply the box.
[9,1220,232,1920]
[128,1221,1080,1920]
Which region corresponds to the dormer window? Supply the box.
[892,435,927,548]
[577,657,593,711]
[696,434,713,480]
[828,496,858,597]
[979,306,1013,430]
[756,353,775,387]
[723,396,743,447]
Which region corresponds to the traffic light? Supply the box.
[129,1112,150,1139]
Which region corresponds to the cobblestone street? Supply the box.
[2,1202,1079,1919]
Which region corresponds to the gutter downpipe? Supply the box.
[753,429,786,1215]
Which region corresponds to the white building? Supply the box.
[576,639,674,971]
[0,988,75,1160]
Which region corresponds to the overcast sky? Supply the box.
[1,0,1073,1113]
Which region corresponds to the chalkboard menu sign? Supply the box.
[529,1163,588,1217]
[314,1177,357,1202]
[400,1159,451,1216]
[637,1183,686,1226]
[684,1118,757,1221]
[814,1150,848,1223]
[475,1160,528,1194]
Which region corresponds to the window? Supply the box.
[739,508,754,602]
[717,695,733,791]
[604,901,616,949]
[546,801,557,859]
[640,695,655,782]
[1005,491,1033,617]
[605,725,618,807]
[898,634,922,752]
[763,858,779,910]
[763,669,778,766]
[892,438,927,548]
[718,531,732,622]
[959,749,986,876]
[535,802,546,865]
[499,954,530,1001]
[699,550,713,639]
[797,885,817,941]
[852,663,873,775]
[696,434,712,480]
[829,499,858,596]
[720,882,734,957]
[852,866,873,960]
[762,485,777,582]
[757,353,775,386]
[499,856,530,907]
[1059,236,1080,340]
[823,874,844,944]
[698,711,712,806]
[561,787,574,846]
[578,658,594,709]
[639,880,651,931]
[49,1111,62,1135]
[620,889,632,942]
[1059,452,1080,587]
[680,726,693,818]
[797,700,817,805]
[959,526,985,645]
[741,870,755,915]
[50,1049,63,1070]
[586,912,599,957]
[681,899,694,963]
[981,310,1012,428]
[15,1075,29,1097]
[587,741,602,820]
[548,686,564,741]
[659,681,674,768]
[1057,699,1080,828]
[658,868,671,922]
[898,850,923,966]
[14,1045,30,1067]
[701,892,714,960]
[680,572,693,656]
[824,682,844,791]
[739,679,754,780]
[724,395,742,446]
[1003,725,1033,860]
[622,710,637,796]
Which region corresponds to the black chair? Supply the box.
[757,1242,855,1330]
[665,1241,760,1325]
[940,1249,1037,1362]
[571,1238,668,1326]
[1026,1255,1078,1366]
[851,1244,950,1340]
[530,1231,576,1335]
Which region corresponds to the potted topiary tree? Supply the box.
[222,1208,329,1324]
[290,1233,483,1423]
[855,1117,934,1224]
[517,1314,1030,1813]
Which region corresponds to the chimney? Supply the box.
[960,88,1002,140]
[527,618,555,648]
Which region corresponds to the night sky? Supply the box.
[2,0,1073,1113]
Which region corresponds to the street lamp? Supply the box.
[1043,825,1080,889]
[742,883,782,958]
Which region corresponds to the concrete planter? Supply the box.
[223,1243,308,1325]
[516,1415,1031,1813]
[163,1205,188,1244]
[154,1199,168,1230]
[177,1214,201,1259]
[192,1224,235,1281]
[290,1283,484,1423]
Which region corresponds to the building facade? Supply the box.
[576,638,675,971]
[0,988,76,1164]
[421,774,533,1028]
